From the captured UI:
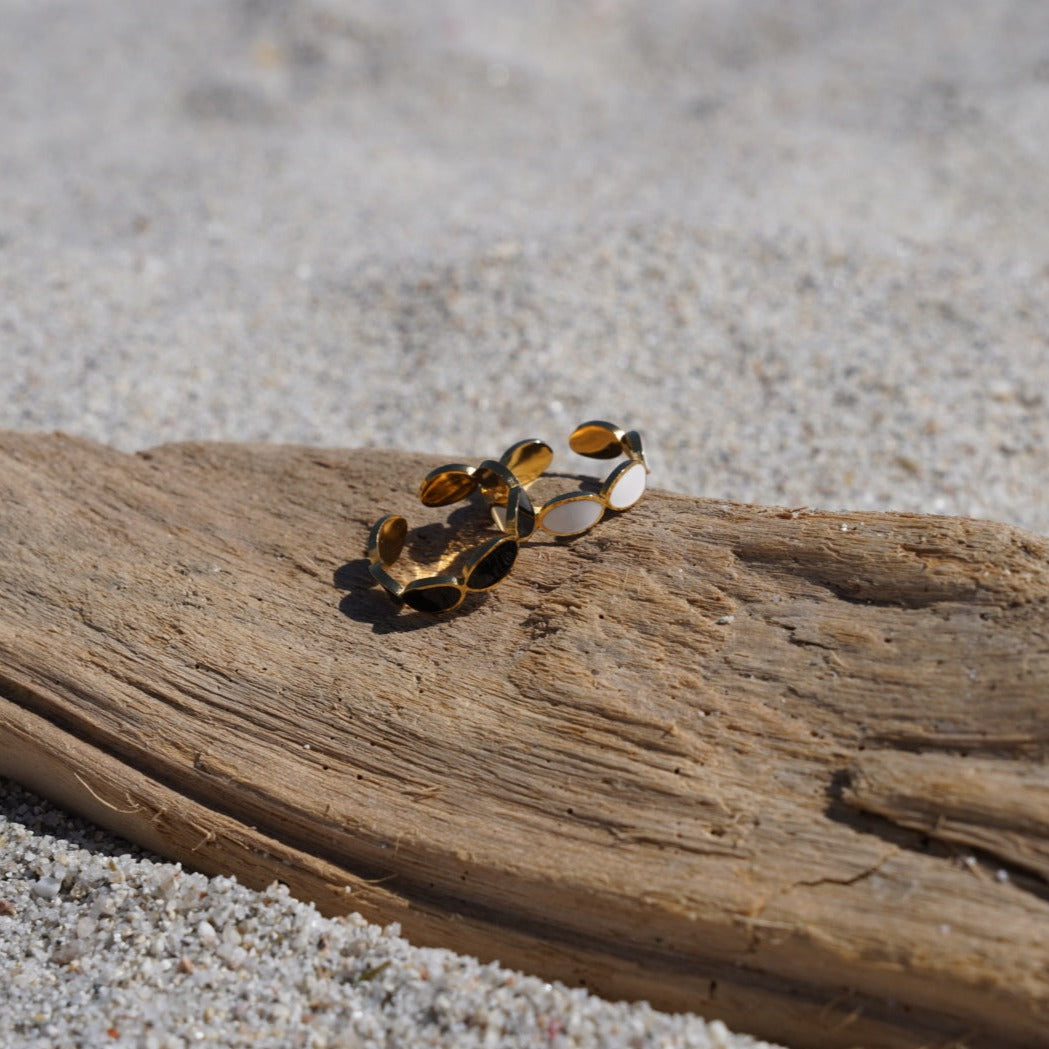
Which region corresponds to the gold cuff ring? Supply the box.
[368,460,532,613]
[494,421,649,538]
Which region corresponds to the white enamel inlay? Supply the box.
[540,497,604,536]
[607,461,647,510]
[490,504,509,532]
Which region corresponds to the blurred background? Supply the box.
[2,0,1048,531]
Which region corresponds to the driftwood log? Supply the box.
[0,431,1047,1049]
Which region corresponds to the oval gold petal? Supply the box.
[500,439,553,486]
[569,420,624,459]
[368,515,407,566]
[418,466,477,507]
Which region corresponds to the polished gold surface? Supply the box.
[367,460,533,613]
[418,438,551,508]
[499,438,553,486]
[418,464,478,507]
[568,420,626,459]
[367,514,407,567]
[368,515,494,613]
[416,454,538,541]
[515,421,649,538]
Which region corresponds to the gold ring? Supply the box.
[368,460,531,613]
[494,421,648,538]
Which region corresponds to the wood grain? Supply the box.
[1,431,1047,1049]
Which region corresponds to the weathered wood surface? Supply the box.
[1,431,1047,1049]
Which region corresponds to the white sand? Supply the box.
[0,781,777,1049]
[2,1,1048,1046]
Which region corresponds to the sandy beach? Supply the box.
[2,2,1048,1046]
